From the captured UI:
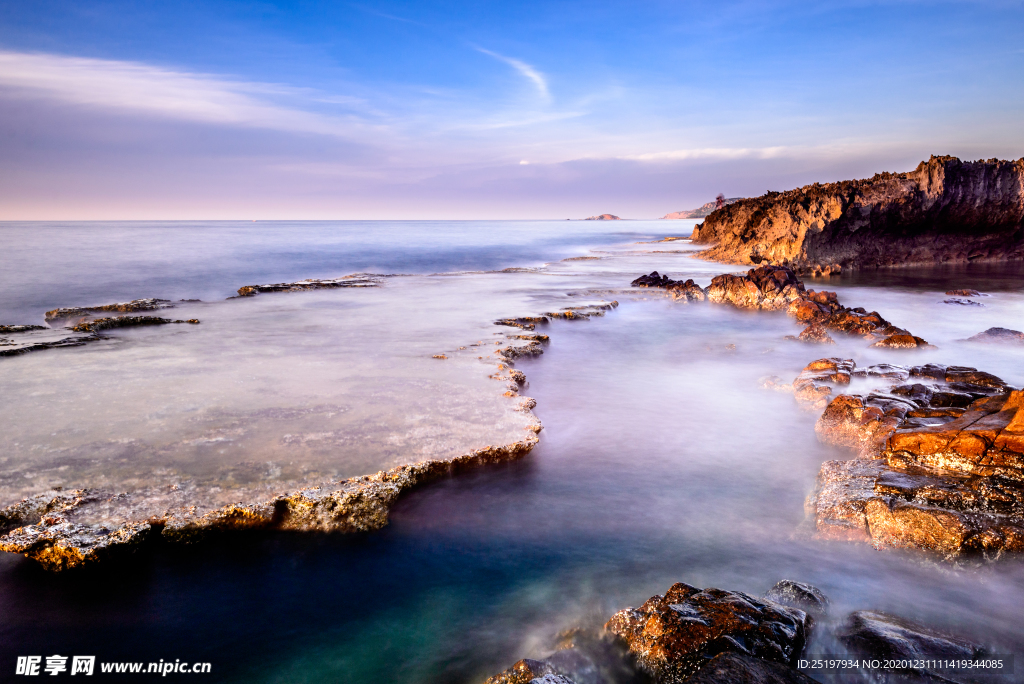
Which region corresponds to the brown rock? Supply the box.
[945,289,981,296]
[605,582,809,683]
[796,323,834,344]
[871,334,933,349]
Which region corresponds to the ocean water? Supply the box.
[1,221,1023,682]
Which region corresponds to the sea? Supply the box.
[1,220,1023,682]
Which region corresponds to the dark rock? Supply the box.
[71,315,181,333]
[690,156,1024,270]
[496,317,550,331]
[605,582,809,683]
[763,581,830,619]
[0,326,98,357]
[837,610,987,681]
[632,271,677,288]
[967,327,1024,344]
[684,652,816,684]
[0,324,45,333]
[943,298,984,306]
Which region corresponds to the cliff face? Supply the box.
[690,156,1024,270]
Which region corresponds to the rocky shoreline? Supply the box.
[689,156,1024,273]
[483,579,997,684]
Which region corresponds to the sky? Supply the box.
[0,0,1022,219]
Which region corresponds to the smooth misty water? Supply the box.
[1,221,1023,683]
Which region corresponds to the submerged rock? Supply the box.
[236,275,381,297]
[805,361,1024,558]
[967,327,1024,344]
[690,155,1024,270]
[605,582,809,683]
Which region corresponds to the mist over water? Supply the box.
[1,220,1023,682]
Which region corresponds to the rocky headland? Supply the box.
[662,197,742,220]
[689,156,1024,272]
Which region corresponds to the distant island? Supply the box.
[663,197,742,219]
[584,214,620,220]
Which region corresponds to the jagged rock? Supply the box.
[796,323,834,344]
[663,198,743,220]
[605,582,809,683]
[236,275,381,297]
[690,156,1024,270]
[763,581,829,620]
[632,271,677,288]
[667,280,706,302]
[943,298,984,306]
[0,324,45,333]
[684,653,815,684]
[45,298,172,320]
[837,611,988,681]
[967,327,1024,344]
[806,367,1024,557]
[946,289,982,296]
[706,265,806,311]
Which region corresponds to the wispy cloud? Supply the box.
[474,47,550,100]
[0,50,378,138]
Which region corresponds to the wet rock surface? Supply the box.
[0,326,98,357]
[605,582,810,683]
[683,653,815,684]
[837,611,990,682]
[803,359,1024,557]
[484,630,645,684]
[236,275,382,296]
[690,155,1024,270]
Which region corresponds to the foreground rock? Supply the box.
[236,275,381,296]
[804,359,1024,557]
[606,582,810,683]
[690,156,1024,271]
[0,437,538,571]
[0,326,98,357]
[71,316,200,333]
[484,629,642,684]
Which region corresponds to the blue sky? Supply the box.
[0,0,1021,219]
